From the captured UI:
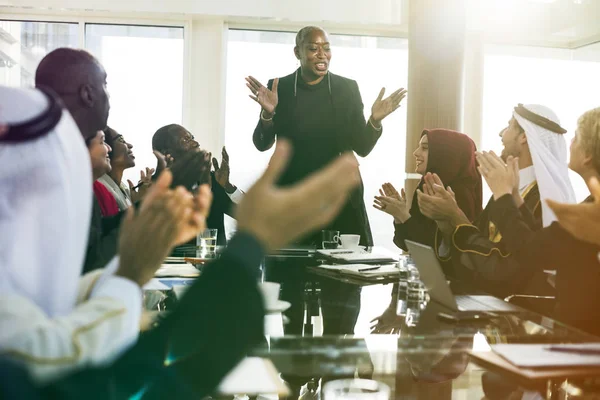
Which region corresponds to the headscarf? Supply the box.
[416,129,483,222]
[513,104,576,227]
[0,85,92,317]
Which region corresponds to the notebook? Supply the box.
[155,263,200,278]
[492,344,600,368]
[316,263,400,278]
[316,249,397,264]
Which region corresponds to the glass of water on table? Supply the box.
[197,228,218,259]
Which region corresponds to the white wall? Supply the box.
[1,0,405,26]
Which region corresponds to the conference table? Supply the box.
[256,247,600,399]
[152,246,600,399]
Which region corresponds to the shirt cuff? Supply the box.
[90,257,143,340]
[227,188,244,204]
[224,231,265,277]
[452,224,480,250]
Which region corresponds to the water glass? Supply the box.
[323,379,390,400]
[197,228,218,259]
[321,230,340,249]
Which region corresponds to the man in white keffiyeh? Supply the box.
[511,103,576,226]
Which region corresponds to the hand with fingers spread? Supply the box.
[117,171,211,286]
[548,177,600,247]
[370,87,407,126]
[246,76,279,117]
[235,140,361,251]
[128,167,155,203]
[476,151,520,201]
[370,306,404,334]
[373,183,410,223]
[212,146,236,193]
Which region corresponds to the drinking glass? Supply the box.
[197,228,218,259]
[321,230,340,249]
[323,379,390,400]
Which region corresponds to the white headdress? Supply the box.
[513,103,576,227]
[0,86,92,317]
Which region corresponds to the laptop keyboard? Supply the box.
[456,296,517,312]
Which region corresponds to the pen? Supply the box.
[330,251,353,254]
[546,345,600,355]
[358,266,380,272]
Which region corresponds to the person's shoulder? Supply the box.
[268,72,295,86]
[329,72,358,88]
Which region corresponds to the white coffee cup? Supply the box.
[339,234,361,249]
[259,281,281,309]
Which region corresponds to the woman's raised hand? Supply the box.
[246,76,279,116]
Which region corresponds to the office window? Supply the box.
[482,43,600,202]
[0,20,78,87]
[225,29,408,250]
[86,24,184,183]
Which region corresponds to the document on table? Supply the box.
[154,263,200,278]
[316,263,400,277]
[492,343,600,368]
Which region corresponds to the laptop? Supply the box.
[405,240,521,313]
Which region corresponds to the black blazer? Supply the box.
[252,70,381,245]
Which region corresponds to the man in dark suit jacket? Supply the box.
[247,26,406,247]
[152,124,242,245]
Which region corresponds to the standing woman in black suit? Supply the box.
[246,26,406,337]
[246,26,406,247]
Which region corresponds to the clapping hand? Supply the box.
[246,76,279,116]
[117,171,212,286]
[170,150,212,191]
[373,182,411,223]
[417,173,465,223]
[153,150,173,178]
[128,167,154,203]
[476,151,520,201]
[212,146,235,192]
[235,140,360,251]
[370,87,407,125]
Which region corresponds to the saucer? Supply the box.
[340,245,366,252]
[266,300,291,314]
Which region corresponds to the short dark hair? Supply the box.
[152,124,182,154]
[295,26,325,47]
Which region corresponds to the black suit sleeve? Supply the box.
[41,232,266,400]
[347,80,383,157]
[252,79,277,152]
[211,175,235,218]
[393,215,437,252]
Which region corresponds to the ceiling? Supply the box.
[1,0,599,48]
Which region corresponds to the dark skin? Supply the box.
[106,129,154,203]
[37,50,110,141]
[245,27,407,128]
[160,126,236,193]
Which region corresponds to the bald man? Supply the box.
[36,48,110,143]
[36,48,118,272]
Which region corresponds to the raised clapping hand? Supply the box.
[548,176,600,248]
[235,139,360,251]
[117,170,212,286]
[476,151,520,201]
[417,173,466,224]
[128,167,155,203]
[370,88,407,125]
[373,182,411,223]
[246,76,279,116]
[212,146,234,191]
